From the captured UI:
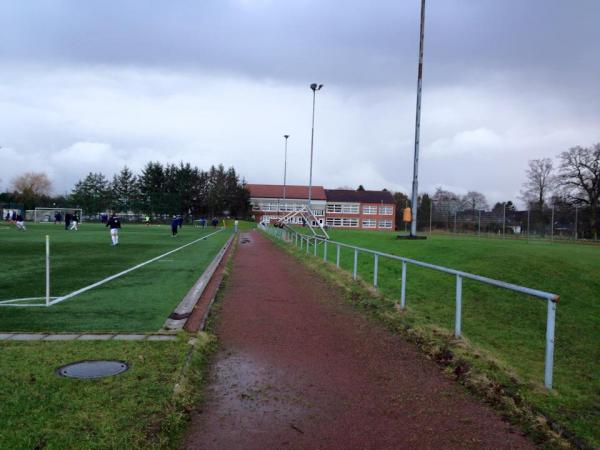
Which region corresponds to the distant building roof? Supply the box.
[325,189,395,204]
[247,184,327,200]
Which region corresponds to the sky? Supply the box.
[0,0,598,206]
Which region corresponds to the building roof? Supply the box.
[324,189,395,204]
[246,184,327,200]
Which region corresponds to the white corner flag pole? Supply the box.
[46,235,50,307]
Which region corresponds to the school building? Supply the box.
[247,184,396,231]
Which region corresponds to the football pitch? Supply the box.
[278,228,600,447]
[0,222,232,332]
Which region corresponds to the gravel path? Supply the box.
[183,230,534,449]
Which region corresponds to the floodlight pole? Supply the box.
[283,135,290,216]
[308,83,323,209]
[410,0,426,236]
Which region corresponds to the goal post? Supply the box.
[32,207,83,223]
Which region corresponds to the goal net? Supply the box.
[30,208,84,223]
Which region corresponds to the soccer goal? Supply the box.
[31,207,83,223]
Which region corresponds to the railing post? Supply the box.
[314,238,317,256]
[336,245,341,268]
[353,249,358,280]
[400,261,406,309]
[306,237,310,255]
[323,241,328,262]
[545,299,556,389]
[300,236,303,250]
[373,254,379,288]
[455,275,462,337]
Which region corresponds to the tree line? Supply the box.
[1,162,251,218]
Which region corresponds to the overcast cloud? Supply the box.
[0,0,598,205]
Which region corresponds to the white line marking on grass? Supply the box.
[0,297,58,306]
[47,229,224,307]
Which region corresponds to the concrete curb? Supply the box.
[162,233,236,331]
[0,333,178,341]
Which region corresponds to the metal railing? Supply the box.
[265,226,559,389]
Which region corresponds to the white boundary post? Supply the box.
[373,254,379,288]
[323,241,328,262]
[545,299,556,389]
[400,261,407,309]
[46,235,50,307]
[455,275,462,337]
[336,244,341,268]
[353,249,358,280]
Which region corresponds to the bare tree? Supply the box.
[461,191,489,213]
[10,172,52,209]
[557,144,600,239]
[11,172,52,195]
[520,158,555,210]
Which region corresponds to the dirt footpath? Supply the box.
[183,230,534,450]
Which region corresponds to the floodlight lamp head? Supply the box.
[310,83,323,91]
[284,134,290,139]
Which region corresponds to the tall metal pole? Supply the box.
[574,205,578,240]
[429,200,433,234]
[551,205,555,241]
[502,202,506,238]
[283,134,290,216]
[308,83,323,209]
[410,0,426,237]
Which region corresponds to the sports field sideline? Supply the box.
[0,222,232,332]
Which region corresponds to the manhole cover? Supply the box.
[57,360,129,379]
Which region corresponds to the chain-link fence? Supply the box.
[415,202,599,241]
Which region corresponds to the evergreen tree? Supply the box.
[111,166,139,213]
[71,172,110,214]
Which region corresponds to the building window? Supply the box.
[379,220,392,228]
[379,206,393,215]
[362,219,377,228]
[313,209,324,217]
[327,203,359,214]
[326,217,341,227]
[342,218,359,227]
[363,205,378,215]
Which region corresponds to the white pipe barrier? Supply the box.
[264,226,559,389]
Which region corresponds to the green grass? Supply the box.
[0,336,212,449]
[281,227,600,447]
[0,222,231,332]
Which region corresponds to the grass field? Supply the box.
[279,227,600,447]
[0,337,211,449]
[0,222,232,332]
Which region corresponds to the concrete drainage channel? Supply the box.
[1,233,237,380]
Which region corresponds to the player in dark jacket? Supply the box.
[106,214,121,245]
[171,216,179,237]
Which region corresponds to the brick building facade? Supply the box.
[247,184,396,231]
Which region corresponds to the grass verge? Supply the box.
[0,334,215,449]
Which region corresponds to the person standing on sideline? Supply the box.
[106,213,121,245]
[234,219,239,233]
[178,215,183,230]
[65,212,71,230]
[15,214,26,231]
[144,215,150,226]
[171,215,179,237]
[69,212,79,231]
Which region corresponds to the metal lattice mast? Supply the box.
[410,0,426,236]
